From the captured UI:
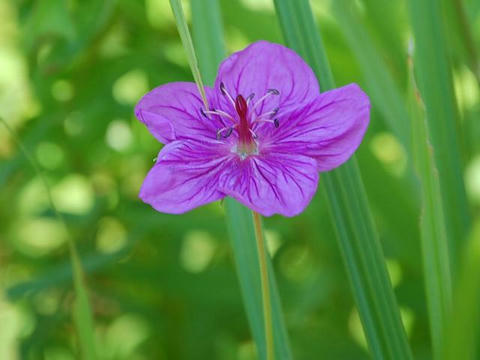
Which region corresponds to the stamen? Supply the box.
[251,107,279,123]
[219,82,236,107]
[216,124,238,139]
[202,108,235,121]
[252,88,280,111]
[216,126,234,139]
[249,128,258,139]
[246,93,255,104]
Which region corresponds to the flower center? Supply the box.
[235,94,256,154]
[201,83,281,159]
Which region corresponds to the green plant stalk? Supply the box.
[253,212,274,360]
[0,118,97,360]
[408,0,471,262]
[273,1,413,359]
[332,0,411,151]
[175,1,293,358]
[169,0,208,109]
[407,55,452,359]
[443,221,480,360]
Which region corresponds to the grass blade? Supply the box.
[407,0,471,260]
[332,0,411,150]
[273,1,413,359]
[443,221,480,360]
[171,1,293,358]
[407,52,452,359]
[0,118,97,360]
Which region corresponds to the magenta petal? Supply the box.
[270,83,370,172]
[215,41,319,115]
[139,140,231,214]
[135,82,220,144]
[217,153,319,217]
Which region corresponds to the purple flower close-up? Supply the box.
[135,41,370,217]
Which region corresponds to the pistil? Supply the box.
[235,94,256,154]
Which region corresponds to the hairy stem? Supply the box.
[252,211,274,360]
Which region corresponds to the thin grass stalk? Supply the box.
[0,118,97,360]
[273,1,413,359]
[407,0,471,263]
[443,221,480,360]
[253,212,274,360]
[407,51,453,359]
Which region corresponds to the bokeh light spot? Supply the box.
[36,142,64,169]
[51,80,74,102]
[386,259,402,288]
[101,314,150,359]
[13,218,67,257]
[106,119,133,151]
[180,231,216,273]
[279,245,314,283]
[112,69,148,105]
[465,156,480,205]
[96,217,127,254]
[52,174,94,215]
[370,132,407,176]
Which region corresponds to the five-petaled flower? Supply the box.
[135,41,370,217]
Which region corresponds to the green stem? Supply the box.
[253,211,274,360]
[169,0,209,110]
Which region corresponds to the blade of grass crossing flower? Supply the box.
[169,0,208,109]
[407,54,452,360]
[443,221,480,360]
[190,0,225,85]
[273,1,413,359]
[180,1,293,358]
[0,118,97,360]
[408,0,471,262]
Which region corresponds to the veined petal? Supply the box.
[139,140,231,214]
[135,82,221,144]
[267,83,370,172]
[215,41,319,115]
[217,153,319,217]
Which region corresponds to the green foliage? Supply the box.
[0,0,479,359]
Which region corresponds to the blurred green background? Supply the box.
[1,0,479,359]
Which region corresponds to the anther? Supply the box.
[220,82,227,96]
[200,108,208,118]
[219,82,236,107]
[273,118,280,128]
[246,93,255,103]
[216,127,233,139]
[267,88,280,95]
[270,107,279,119]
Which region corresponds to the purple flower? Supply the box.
[135,41,370,217]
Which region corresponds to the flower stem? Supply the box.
[252,211,274,360]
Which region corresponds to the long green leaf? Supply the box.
[443,221,480,360]
[407,54,452,359]
[273,1,413,359]
[332,0,411,150]
[171,1,293,358]
[0,118,97,360]
[407,0,471,262]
